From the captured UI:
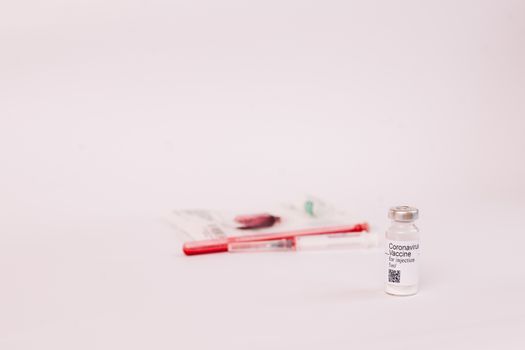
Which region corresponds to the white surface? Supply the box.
[2,203,524,349]
[1,1,525,349]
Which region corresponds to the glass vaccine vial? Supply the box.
[385,206,420,296]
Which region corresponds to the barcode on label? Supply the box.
[389,269,401,283]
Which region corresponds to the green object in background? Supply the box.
[304,200,315,217]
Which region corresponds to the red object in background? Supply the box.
[234,213,281,229]
[183,222,369,256]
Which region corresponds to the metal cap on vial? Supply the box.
[388,206,419,222]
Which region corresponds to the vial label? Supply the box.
[385,240,419,286]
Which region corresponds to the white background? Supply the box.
[1,1,524,349]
